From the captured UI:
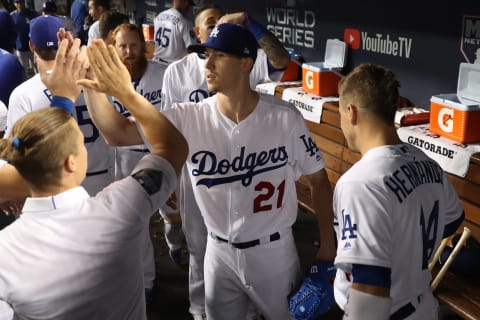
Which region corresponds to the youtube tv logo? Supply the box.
[344,28,360,49]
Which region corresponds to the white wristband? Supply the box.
[343,289,391,320]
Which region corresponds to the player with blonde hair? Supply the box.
[0,35,187,319]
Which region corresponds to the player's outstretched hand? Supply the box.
[77,39,135,102]
[289,261,336,320]
[39,37,88,102]
[57,27,75,45]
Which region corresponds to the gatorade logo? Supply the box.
[438,107,454,133]
[344,28,360,49]
[305,70,314,89]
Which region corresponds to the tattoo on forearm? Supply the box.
[258,33,290,70]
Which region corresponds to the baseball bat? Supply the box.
[428,236,452,271]
[431,227,471,292]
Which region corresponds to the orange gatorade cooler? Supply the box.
[302,39,346,97]
[429,63,480,144]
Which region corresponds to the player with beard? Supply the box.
[84,23,167,304]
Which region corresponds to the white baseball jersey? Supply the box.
[0,100,6,133]
[87,20,100,45]
[153,8,195,64]
[112,60,166,180]
[0,155,177,319]
[160,93,322,318]
[5,74,115,196]
[161,50,271,109]
[162,93,325,241]
[160,48,280,316]
[333,144,464,317]
[111,60,166,290]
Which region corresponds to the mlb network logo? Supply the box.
[344,28,360,49]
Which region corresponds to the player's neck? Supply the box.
[37,58,55,73]
[217,89,259,124]
[30,181,78,198]
[357,124,402,156]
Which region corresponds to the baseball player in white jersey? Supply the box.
[0,35,188,320]
[153,0,196,64]
[84,23,336,320]
[160,6,292,319]
[110,24,166,180]
[87,0,110,45]
[333,64,465,319]
[83,23,167,301]
[5,15,114,196]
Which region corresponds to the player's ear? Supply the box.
[347,103,358,125]
[240,57,254,74]
[193,26,200,41]
[64,154,77,173]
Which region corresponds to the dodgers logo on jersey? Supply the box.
[189,89,213,103]
[115,88,163,117]
[340,209,357,250]
[299,134,322,161]
[191,146,288,188]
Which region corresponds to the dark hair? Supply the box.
[0,108,80,191]
[338,63,400,124]
[194,4,223,26]
[91,0,110,10]
[34,47,57,61]
[99,11,129,40]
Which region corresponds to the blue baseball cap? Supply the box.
[29,15,63,49]
[188,23,257,61]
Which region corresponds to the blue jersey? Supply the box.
[11,9,39,51]
[70,0,88,43]
[0,49,26,106]
[0,9,16,52]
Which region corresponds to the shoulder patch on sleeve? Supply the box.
[131,169,164,195]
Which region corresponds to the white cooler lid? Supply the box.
[324,39,346,68]
[302,39,346,71]
[457,62,480,104]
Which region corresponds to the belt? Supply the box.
[210,232,280,249]
[129,148,149,153]
[390,301,416,320]
[86,169,109,177]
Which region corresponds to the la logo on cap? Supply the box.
[210,26,220,38]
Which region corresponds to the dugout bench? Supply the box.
[271,84,480,320]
